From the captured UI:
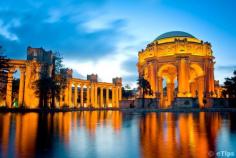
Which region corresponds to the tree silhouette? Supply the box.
[222,70,236,98]
[33,71,58,108]
[137,76,153,108]
[122,86,134,99]
[0,46,10,85]
[0,46,10,103]
[33,53,67,108]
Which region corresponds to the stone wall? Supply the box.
[173,98,199,108]
[120,98,159,108]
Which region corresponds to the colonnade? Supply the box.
[141,56,213,107]
[60,79,122,108]
[3,60,122,108]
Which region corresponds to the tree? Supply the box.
[33,53,67,108]
[137,76,153,108]
[0,46,10,85]
[0,46,10,103]
[122,87,134,99]
[34,74,59,108]
[222,70,236,98]
[52,53,67,107]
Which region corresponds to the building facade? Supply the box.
[137,31,221,107]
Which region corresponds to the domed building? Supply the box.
[137,31,219,108]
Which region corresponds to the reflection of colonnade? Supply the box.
[61,77,122,108]
[139,113,222,158]
[0,112,123,157]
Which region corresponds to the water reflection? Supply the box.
[0,112,235,158]
[139,113,225,158]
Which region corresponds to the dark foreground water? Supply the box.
[0,112,236,158]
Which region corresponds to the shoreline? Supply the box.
[0,107,236,113]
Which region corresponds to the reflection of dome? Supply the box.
[155,31,196,41]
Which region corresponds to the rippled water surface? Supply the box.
[0,112,236,158]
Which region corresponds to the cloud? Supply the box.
[64,52,133,82]
[0,19,19,41]
[0,1,131,60]
[0,0,142,88]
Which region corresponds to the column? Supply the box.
[106,88,109,107]
[190,81,197,97]
[100,87,103,107]
[94,85,97,107]
[112,87,115,107]
[59,92,63,107]
[166,82,175,107]
[74,84,78,107]
[177,57,191,97]
[157,77,163,98]
[157,77,163,107]
[119,86,122,100]
[6,70,14,108]
[68,82,72,107]
[86,86,90,107]
[18,68,26,107]
[116,87,119,107]
[64,86,69,106]
[80,85,84,107]
[208,61,215,96]
[197,76,205,107]
[150,62,157,97]
[91,84,94,107]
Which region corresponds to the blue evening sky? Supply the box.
[0,0,236,87]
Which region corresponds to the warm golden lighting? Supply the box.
[2,47,122,108]
[137,31,223,107]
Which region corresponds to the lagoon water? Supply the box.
[0,111,236,158]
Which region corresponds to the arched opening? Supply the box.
[12,68,20,107]
[158,64,177,108]
[190,64,205,107]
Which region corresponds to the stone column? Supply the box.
[18,68,26,107]
[190,81,197,97]
[64,86,68,106]
[74,84,78,107]
[177,57,191,97]
[86,86,90,107]
[116,87,119,107]
[166,82,175,107]
[197,76,205,107]
[68,82,72,107]
[100,87,104,107]
[91,84,94,107]
[157,77,163,97]
[106,88,109,107]
[94,85,97,107]
[59,92,63,107]
[150,62,157,97]
[6,70,14,108]
[112,87,115,107]
[80,85,84,107]
[119,87,122,100]
[208,61,215,96]
[157,77,163,107]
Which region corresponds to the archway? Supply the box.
[190,64,205,107]
[158,64,177,108]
